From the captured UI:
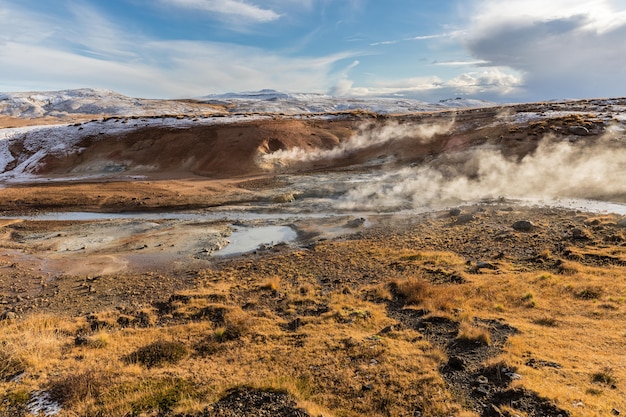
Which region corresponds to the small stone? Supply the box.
[512,220,535,231]
[476,261,497,270]
[346,218,366,228]
[456,214,475,225]
[617,218,626,228]
[612,408,620,415]
[74,335,89,346]
[569,125,590,136]
[475,384,491,395]
[449,208,462,217]
[476,375,489,384]
[571,228,590,240]
[378,325,395,334]
[361,384,374,392]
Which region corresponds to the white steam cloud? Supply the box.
[336,132,626,211]
[258,119,455,170]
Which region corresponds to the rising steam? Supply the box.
[258,119,455,170]
[337,130,626,210]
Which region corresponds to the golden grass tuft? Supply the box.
[456,321,491,346]
[48,369,114,406]
[259,275,281,291]
[389,276,461,314]
[390,277,430,305]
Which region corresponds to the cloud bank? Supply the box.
[464,0,626,100]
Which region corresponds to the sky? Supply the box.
[1,0,626,102]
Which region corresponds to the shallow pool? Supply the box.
[215,225,298,256]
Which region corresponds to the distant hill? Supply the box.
[201,89,497,114]
[0,88,498,119]
[0,88,223,119]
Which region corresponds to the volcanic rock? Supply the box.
[456,214,475,225]
[512,220,535,231]
[568,125,590,136]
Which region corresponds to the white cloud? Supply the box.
[444,69,522,96]
[0,3,353,97]
[370,31,459,47]
[161,0,280,22]
[331,67,521,101]
[464,0,626,99]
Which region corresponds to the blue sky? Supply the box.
[1,0,626,102]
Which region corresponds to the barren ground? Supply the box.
[0,100,625,417]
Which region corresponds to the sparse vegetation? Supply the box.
[456,321,492,346]
[124,340,189,368]
[48,370,113,406]
[591,367,616,385]
[575,286,604,300]
[0,350,25,382]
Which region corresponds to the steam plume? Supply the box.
[258,119,455,170]
[337,131,626,210]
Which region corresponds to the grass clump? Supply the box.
[0,350,26,382]
[124,340,188,368]
[196,309,251,354]
[591,367,616,385]
[456,321,491,346]
[390,278,430,305]
[48,370,113,406]
[259,275,281,291]
[575,286,604,300]
[521,292,536,308]
[532,316,559,327]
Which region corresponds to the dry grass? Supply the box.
[259,275,281,291]
[456,321,491,346]
[1,212,625,417]
[124,340,189,368]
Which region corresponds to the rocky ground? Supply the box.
[0,98,625,416]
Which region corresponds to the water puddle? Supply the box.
[536,198,626,215]
[215,225,297,256]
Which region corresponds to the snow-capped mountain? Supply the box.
[0,88,223,119]
[0,88,498,119]
[201,89,497,114]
